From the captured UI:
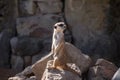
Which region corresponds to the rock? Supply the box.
[0,0,17,34]
[16,66,33,77]
[26,76,37,80]
[65,0,110,42]
[42,37,52,52]
[88,59,118,80]
[32,42,91,80]
[112,68,120,80]
[8,66,36,80]
[8,76,26,80]
[65,42,92,73]
[10,36,43,56]
[0,30,13,68]
[34,0,62,14]
[9,66,34,80]
[18,0,35,16]
[16,14,63,37]
[41,68,82,80]
[110,0,120,66]
[65,0,117,60]
[32,52,53,80]
[112,32,120,66]
[32,51,48,64]
[65,0,110,40]
[10,37,18,54]
[11,55,24,72]
[24,56,32,67]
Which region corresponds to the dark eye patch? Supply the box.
[58,24,64,27]
[54,26,57,29]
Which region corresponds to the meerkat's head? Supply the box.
[53,22,66,32]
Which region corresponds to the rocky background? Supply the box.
[0,0,120,80]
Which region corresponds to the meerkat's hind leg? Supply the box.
[56,66,65,72]
[52,57,59,68]
[46,60,56,69]
[47,57,58,69]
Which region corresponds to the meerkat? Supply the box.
[48,22,81,76]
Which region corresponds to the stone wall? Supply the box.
[65,0,117,61]
[0,0,120,71]
[66,0,120,65]
[0,0,17,68]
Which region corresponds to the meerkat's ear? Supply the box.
[63,28,66,33]
[64,25,67,29]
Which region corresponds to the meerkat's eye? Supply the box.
[58,24,64,27]
[54,26,57,29]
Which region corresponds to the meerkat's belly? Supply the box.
[53,34,61,47]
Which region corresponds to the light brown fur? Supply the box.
[49,22,80,75]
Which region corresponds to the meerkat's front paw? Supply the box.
[46,60,56,69]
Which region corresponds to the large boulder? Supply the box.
[41,68,82,80]
[32,53,53,80]
[9,66,36,80]
[65,42,92,73]
[0,0,17,33]
[32,51,48,64]
[32,42,91,80]
[10,36,50,68]
[88,59,118,80]
[16,14,63,37]
[18,0,35,16]
[11,55,24,72]
[10,36,44,69]
[24,56,32,67]
[10,36,43,56]
[0,30,13,68]
[65,0,117,60]
[16,66,33,77]
[33,0,62,14]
